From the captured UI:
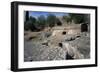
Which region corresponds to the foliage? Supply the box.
[24,12,90,31]
[47,14,57,27]
[69,13,90,24]
[63,15,72,23]
[62,14,90,24]
[29,16,36,23]
[24,16,37,31]
[37,15,46,29]
[56,18,62,26]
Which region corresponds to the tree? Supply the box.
[68,13,90,24]
[25,11,29,22]
[62,14,90,24]
[29,16,37,23]
[47,14,57,28]
[62,15,72,23]
[24,16,37,31]
[37,15,46,29]
[56,18,62,26]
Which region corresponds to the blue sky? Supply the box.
[28,11,68,18]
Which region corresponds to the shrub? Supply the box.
[47,14,56,28]
[24,16,37,31]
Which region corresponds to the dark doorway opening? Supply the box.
[81,23,88,32]
[62,31,66,35]
[58,43,63,47]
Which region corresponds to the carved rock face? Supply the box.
[67,29,81,35]
[62,31,66,35]
[62,42,84,59]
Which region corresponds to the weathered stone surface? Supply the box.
[68,32,90,59]
[24,31,90,62]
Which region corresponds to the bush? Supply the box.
[24,20,37,31]
[36,15,46,29]
[69,14,90,24]
[63,15,72,23]
[62,14,90,24]
[47,14,57,28]
[56,18,62,26]
[24,16,37,31]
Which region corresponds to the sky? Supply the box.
[28,11,68,18]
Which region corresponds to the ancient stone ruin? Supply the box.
[24,23,90,62]
[81,23,88,32]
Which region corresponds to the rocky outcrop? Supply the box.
[24,30,90,62]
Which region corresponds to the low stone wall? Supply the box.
[51,26,81,37]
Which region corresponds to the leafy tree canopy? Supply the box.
[47,14,57,27]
